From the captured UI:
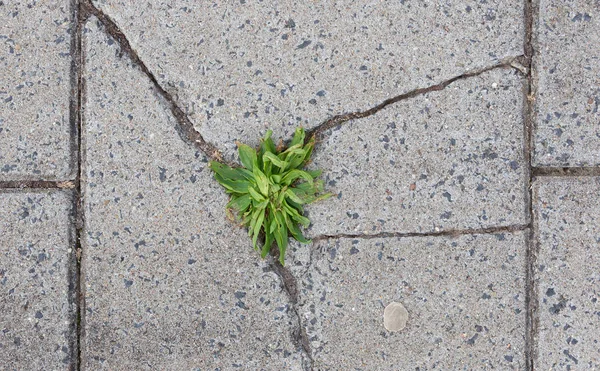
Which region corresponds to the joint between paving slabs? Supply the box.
[0,180,76,189]
[531,167,600,177]
[70,0,86,369]
[523,0,540,369]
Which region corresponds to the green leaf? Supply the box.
[260,130,277,155]
[282,201,310,227]
[248,186,265,202]
[286,148,308,170]
[210,161,252,181]
[253,167,269,196]
[238,143,257,170]
[281,169,314,186]
[227,194,251,212]
[302,136,315,165]
[285,188,305,205]
[290,127,306,147]
[285,213,311,244]
[252,209,265,250]
[306,169,322,178]
[261,228,273,258]
[263,152,289,171]
[214,174,250,194]
[273,212,288,265]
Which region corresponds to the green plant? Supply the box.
[209,128,330,265]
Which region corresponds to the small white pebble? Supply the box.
[384,301,408,332]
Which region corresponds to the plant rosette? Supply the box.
[209,128,330,265]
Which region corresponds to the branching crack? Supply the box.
[74,3,549,371]
[306,56,526,142]
[311,223,529,242]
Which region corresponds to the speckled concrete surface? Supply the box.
[0,1,73,180]
[0,191,76,369]
[306,68,527,236]
[533,177,600,369]
[298,233,527,370]
[80,19,304,370]
[533,0,600,166]
[2,0,600,370]
[90,0,524,162]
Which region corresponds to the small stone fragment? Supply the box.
[383,302,408,332]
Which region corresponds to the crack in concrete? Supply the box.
[79,0,528,169]
[311,223,530,242]
[80,0,224,164]
[74,3,546,370]
[306,56,527,142]
[268,248,314,370]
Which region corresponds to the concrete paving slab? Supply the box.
[533,0,600,166]
[0,1,73,180]
[305,68,527,236]
[0,191,75,369]
[81,18,304,370]
[91,0,524,160]
[533,177,600,368]
[298,232,527,369]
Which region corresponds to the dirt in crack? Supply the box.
[269,248,314,368]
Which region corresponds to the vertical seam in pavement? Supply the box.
[69,0,86,369]
[523,0,540,369]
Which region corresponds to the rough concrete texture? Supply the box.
[0,1,73,180]
[91,0,524,161]
[305,68,526,236]
[81,19,304,370]
[298,233,527,370]
[533,177,600,368]
[533,0,600,166]
[0,191,75,369]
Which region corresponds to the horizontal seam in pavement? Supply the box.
[532,167,600,177]
[306,56,527,142]
[311,223,530,242]
[0,180,76,189]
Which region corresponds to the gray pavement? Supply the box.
[0,191,76,369]
[1,1,599,370]
[533,0,600,166]
[0,1,73,180]
[533,177,600,368]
